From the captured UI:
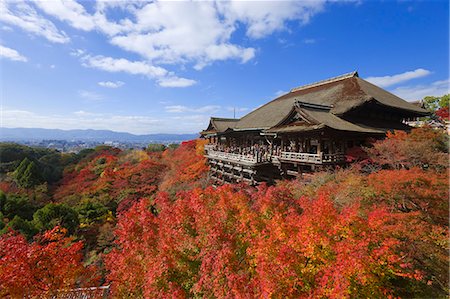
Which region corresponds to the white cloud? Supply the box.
[390,79,450,101]
[70,49,86,57]
[0,44,27,62]
[7,1,350,71]
[73,110,102,117]
[157,77,196,88]
[0,1,69,43]
[81,54,167,77]
[98,81,124,88]
[109,1,256,69]
[33,0,134,36]
[78,90,104,101]
[217,1,326,39]
[1,1,357,86]
[165,105,221,114]
[81,54,196,87]
[33,0,96,31]
[365,68,432,88]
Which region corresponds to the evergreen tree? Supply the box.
[14,158,30,183]
[14,158,43,188]
[33,204,79,235]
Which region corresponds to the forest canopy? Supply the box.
[0,127,448,298]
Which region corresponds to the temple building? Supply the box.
[201,71,428,185]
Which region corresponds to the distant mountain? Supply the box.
[0,127,198,143]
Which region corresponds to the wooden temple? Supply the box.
[201,71,429,185]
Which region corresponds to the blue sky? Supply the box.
[1,0,449,134]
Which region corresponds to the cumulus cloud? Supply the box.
[0,1,69,43]
[81,54,167,77]
[365,68,432,88]
[81,54,196,87]
[98,81,124,88]
[2,1,357,86]
[390,79,450,101]
[33,0,134,36]
[0,44,27,62]
[157,77,197,88]
[217,1,326,39]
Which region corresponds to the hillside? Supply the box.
[0,127,448,298]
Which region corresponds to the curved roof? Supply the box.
[267,102,385,134]
[232,72,428,130]
[201,117,239,135]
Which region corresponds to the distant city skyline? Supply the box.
[1,0,449,134]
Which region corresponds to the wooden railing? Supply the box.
[323,153,346,162]
[207,149,346,165]
[204,144,215,152]
[207,150,259,164]
[279,152,322,163]
[279,152,345,163]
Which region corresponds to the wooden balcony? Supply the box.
[204,144,216,151]
[206,150,260,165]
[278,152,346,164]
[206,149,345,166]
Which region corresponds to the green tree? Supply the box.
[0,216,38,240]
[33,203,79,235]
[147,143,166,152]
[76,200,109,225]
[0,212,4,231]
[21,161,43,188]
[167,143,180,150]
[1,195,36,221]
[0,191,6,211]
[38,153,63,183]
[423,94,449,112]
[14,158,43,188]
[14,157,30,180]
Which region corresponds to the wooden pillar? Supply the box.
[297,164,302,178]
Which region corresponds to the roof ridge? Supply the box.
[290,71,358,93]
[295,101,332,110]
[211,117,239,121]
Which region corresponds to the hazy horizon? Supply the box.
[0,126,199,136]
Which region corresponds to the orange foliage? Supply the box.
[367,168,449,225]
[159,139,209,194]
[53,148,165,211]
[107,181,446,297]
[0,226,96,297]
[367,127,448,170]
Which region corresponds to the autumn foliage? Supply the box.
[54,147,166,212]
[366,127,448,170]
[105,129,448,298]
[0,226,95,298]
[0,128,448,298]
[107,175,448,298]
[160,139,209,194]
